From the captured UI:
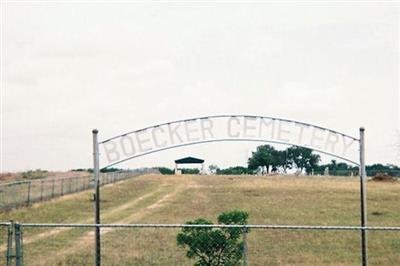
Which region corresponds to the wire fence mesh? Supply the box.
[0,169,159,209]
[311,169,400,177]
[10,223,400,266]
[0,223,10,266]
[367,230,400,265]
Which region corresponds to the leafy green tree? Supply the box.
[209,164,219,175]
[177,210,249,266]
[248,145,276,173]
[217,166,249,175]
[330,160,337,175]
[366,164,400,177]
[275,150,292,173]
[287,146,320,174]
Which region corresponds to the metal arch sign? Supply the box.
[91,115,368,266]
[98,115,360,168]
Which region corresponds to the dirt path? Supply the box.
[31,183,187,266]
[0,186,164,253]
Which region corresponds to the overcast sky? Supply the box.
[1,2,399,172]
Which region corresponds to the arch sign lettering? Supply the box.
[98,115,360,168]
[91,115,368,266]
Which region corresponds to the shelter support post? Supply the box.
[92,129,101,266]
[359,127,368,266]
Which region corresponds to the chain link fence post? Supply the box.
[14,223,23,266]
[40,180,44,201]
[6,221,14,266]
[61,179,64,196]
[243,227,248,266]
[51,179,55,198]
[26,182,31,206]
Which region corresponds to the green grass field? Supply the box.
[0,174,399,265]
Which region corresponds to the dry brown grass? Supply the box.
[1,174,399,265]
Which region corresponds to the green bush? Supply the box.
[181,168,200,175]
[70,168,87,172]
[100,167,122,173]
[177,210,249,266]
[157,167,175,175]
[21,169,48,180]
[217,166,250,175]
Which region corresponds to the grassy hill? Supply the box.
[0,174,399,265]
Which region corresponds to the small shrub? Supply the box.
[371,172,397,182]
[100,167,122,173]
[181,168,200,175]
[157,167,174,175]
[177,209,249,266]
[70,168,87,172]
[21,169,48,180]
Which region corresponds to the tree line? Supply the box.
[247,145,320,174]
[157,144,400,177]
[225,145,399,176]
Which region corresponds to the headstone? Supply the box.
[324,167,329,176]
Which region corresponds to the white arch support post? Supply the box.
[359,127,368,266]
[92,129,101,266]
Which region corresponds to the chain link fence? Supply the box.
[0,169,159,209]
[311,169,400,177]
[2,223,399,266]
[0,222,11,266]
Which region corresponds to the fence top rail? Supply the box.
[0,176,92,187]
[0,180,31,187]
[0,170,147,187]
[0,222,11,226]
[14,223,400,231]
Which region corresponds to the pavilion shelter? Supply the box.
[174,156,205,175]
